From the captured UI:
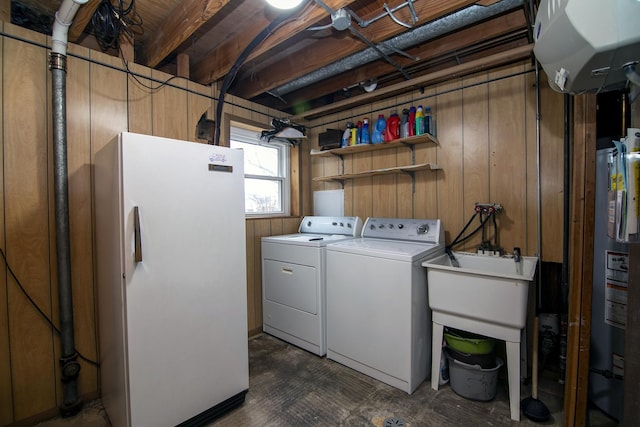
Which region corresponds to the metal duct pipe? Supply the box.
[50,0,88,417]
[272,0,523,97]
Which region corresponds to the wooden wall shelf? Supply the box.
[310,133,438,158]
[313,163,441,183]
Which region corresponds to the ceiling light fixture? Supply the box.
[265,0,304,9]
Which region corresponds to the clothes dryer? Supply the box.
[262,216,363,356]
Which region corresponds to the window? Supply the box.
[230,125,290,216]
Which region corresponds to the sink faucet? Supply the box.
[514,247,522,274]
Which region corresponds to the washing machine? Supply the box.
[326,217,445,394]
[262,216,363,356]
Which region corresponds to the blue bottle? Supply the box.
[372,114,386,144]
[361,118,370,144]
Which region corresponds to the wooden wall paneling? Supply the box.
[0,20,14,426]
[126,61,153,135]
[564,93,596,427]
[4,25,56,420]
[352,152,373,220]
[413,88,438,220]
[348,105,372,218]
[290,142,302,217]
[462,72,490,252]
[394,94,414,219]
[251,219,271,334]
[435,79,464,245]
[89,50,128,156]
[151,70,187,140]
[0,2,9,22]
[525,70,538,259]
[269,218,284,237]
[61,42,99,401]
[488,63,527,254]
[187,81,213,143]
[539,76,565,262]
[282,217,302,234]
[371,99,398,218]
[244,220,256,335]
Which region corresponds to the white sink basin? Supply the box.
[422,251,537,329]
[423,251,538,421]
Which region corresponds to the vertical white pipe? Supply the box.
[51,0,89,55]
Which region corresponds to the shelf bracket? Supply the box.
[400,141,416,165]
[328,151,345,175]
[400,170,416,193]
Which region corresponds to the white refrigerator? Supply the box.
[95,132,249,427]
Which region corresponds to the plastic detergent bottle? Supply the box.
[356,121,362,144]
[372,114,386,144]
[425,107,436,136]
[341,126,350,147]
[384,111,400,141]
[408,106,416,136]
[415,105,425,135]
[400,109,409,138]
[425,107,433,135]
[361,118,371,144]
[350,125,357,146]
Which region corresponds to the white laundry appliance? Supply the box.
[326,217,445,394]
[262,216,363,356]
[94,132,249,427]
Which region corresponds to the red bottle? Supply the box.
[384,111,400,141]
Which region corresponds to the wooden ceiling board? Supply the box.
[10,0,533,117]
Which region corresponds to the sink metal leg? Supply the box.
[506,340,521,421]
[431,322,444,390]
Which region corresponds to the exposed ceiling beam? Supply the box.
[275,9,528,111]
[68,0,101,42]
[140,0,232,68]
[233,0,479,99]
[191,0,358,85]
[290,43,534,121]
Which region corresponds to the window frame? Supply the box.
[229,122,291,217]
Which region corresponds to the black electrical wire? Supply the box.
[92,0,143,52]
[214,9,301,145]
[118,44,178,92]
[449,214,494,249]
[0,248,99,367]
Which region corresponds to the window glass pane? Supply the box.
[230,140,279,177]
[244,178,281,213]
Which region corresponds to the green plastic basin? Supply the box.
[444,328,495,355]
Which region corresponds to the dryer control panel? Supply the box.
[298,216,363,237]
[362,218,444,244]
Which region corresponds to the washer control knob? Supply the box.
[417,224,429,234]
[398,224,404,229]
[370,224,376,230]
[388,224,394,229]
[307,221,312,227]
[378,224,385,229]
[347,223,352,228]
[332,221,338,226]
[340,222,344,227]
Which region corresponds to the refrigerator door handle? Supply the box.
[134,206,143,262]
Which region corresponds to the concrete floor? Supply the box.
[36,334,616,427]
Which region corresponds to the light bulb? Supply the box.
[266,0,303,9]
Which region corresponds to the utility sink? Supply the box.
[422,251,538,422]
[423,251,537,329]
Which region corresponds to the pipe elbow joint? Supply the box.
[51,0,90,55]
